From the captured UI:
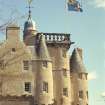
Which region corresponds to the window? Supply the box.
[79,91,83,98]
[24,82,31,92]
[86,91,88,99]
[85,73,88,80]
[43,82,48,93]
[62,50,66,58]
[63,69,67,77]
[63,88,68,96]
[12,48,16,52]
[42,61,48,68]
[23,61,29,70]
[78,73,82,79]
[0,60,5,70]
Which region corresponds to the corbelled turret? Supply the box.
[70,48,88,105]
[70,48,87,73]
[34,33,54,105]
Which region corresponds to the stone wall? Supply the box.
[0,96,34,105]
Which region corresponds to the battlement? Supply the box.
[24,32,74,48]
[42,33,70,42]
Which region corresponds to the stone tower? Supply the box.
[34,34,54,105]
[46,34,71,105]
[70,48,88,105]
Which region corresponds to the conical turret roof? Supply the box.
[70,48,87,73]
[35,34,51,61]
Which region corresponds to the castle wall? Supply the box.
[0,96,34,105]
[48,46,71,105]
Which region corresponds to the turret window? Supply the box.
[86,91,88,99]
[79,91,83,98]
[63,69,67,77]
[78,73,82,79]
[85,74,88,80]
[24,82,31,93]
[63,88,68,96]
[62,50,66,58]
[43,82,48,93]
[42,61,48,68]
[23,61,29,70]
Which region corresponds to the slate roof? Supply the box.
[70,48,87,73]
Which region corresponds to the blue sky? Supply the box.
[0,0,105,104]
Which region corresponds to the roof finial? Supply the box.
[27,0,33,20]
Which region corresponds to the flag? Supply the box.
[28,0,32,5]
[67,0,83,12]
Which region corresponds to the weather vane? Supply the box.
[27,0,33,19]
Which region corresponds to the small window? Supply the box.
[12,48,16,52]
[42,61,48,68]
[85,74,88,80]
[63,88,68,96]
[78,73,82,79]
[86,91,88,99]
[63,69,67,77]
[24,82,31,92]
[62,50,66,58]
[79,91,83,98]
[0,60,5,69]
[23,61,29,70]
[43,82,48,93]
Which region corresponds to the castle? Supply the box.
[0,4,88,105]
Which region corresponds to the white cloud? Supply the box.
[88,71,97,80]
[89,0,105,9]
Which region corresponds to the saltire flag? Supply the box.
[67,0,83,12]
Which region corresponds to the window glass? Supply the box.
[25,82,31,92]
[62,50,66,58]
[79,91,83,98]
[63,88,68,96]
[43,82,48,93]
[78,73,82,79]
[86,91,88,99]
[42,61,48,68]
[23,61,29,70]
[63,69,67,77]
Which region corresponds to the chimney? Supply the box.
[6,24,20,41]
